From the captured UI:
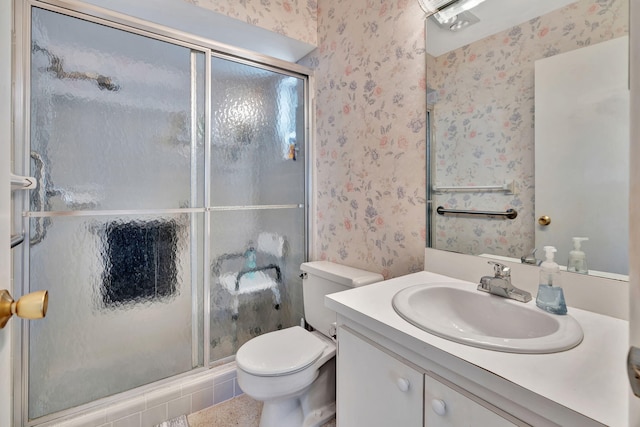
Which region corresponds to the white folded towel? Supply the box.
[220,271,277,294]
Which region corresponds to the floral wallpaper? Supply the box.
[301,0,428,279]
[186,0,318,46]
[427,0,628,258]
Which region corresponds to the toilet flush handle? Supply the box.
[329,322,337,339]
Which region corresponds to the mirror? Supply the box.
[426,0,629,280]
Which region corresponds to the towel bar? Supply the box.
[436,206,518,220]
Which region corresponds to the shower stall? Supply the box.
[11,1,310,424]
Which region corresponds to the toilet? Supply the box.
[236,261,383,427]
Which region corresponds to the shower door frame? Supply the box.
[11,1,314,425]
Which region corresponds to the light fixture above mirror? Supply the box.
[431,0,485,24]
[425,0,577,57]
[419,0,486,33]
[430,10,480,32]
[417,0,457,15]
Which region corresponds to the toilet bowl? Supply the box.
[236,327,336,427]
[235,261,383,427]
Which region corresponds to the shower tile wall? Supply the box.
[35,366,243,427]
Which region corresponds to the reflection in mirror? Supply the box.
[426,0,629,280]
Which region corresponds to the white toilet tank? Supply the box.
[300,261,383,337]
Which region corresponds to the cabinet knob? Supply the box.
[431,399,447,416]
[396,377,410,392]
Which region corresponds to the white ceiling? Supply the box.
[426,0,578,57]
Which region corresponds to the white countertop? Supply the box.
[326,271,629,427]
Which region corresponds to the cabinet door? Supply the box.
[337,327,423,427]
[425,374,522,426]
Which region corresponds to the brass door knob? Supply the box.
[0,289,48,328]
[538,215,551,226]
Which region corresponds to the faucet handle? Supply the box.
[488,261,510,278]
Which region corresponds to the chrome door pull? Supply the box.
[11,233,25,249]
[10,173,37,248]
[10,173,37,191]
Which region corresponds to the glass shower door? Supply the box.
[19,3,309,422]
[26,8,205,419]
[208,57,307,362]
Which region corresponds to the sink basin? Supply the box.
[392,283,583,353]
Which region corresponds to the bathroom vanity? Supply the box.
[326,271,628,427]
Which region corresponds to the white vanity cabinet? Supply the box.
[337,326,423,426]
[424,374,523,426]
[337,326,525,427]
[328,272,627,427]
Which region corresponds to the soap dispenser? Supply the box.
[567,237,589,274]
[536,246,567,315]
[244,246,257,278]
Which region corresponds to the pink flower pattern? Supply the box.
[185,0,626,278]
[189,0,318,45]
[300,0,428,278]
[427,0,627,258]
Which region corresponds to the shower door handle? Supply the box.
[11,173,37,190]
[10,172,37,248]
[29,151,52,245]
[11,233,25,248]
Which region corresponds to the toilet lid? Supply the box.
[236,326,327,376]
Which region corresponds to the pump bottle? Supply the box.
[535,246,567,315]
[567,237,588,274]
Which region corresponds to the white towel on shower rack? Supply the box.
[257,232,286,257]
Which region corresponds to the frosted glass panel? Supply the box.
[22,5,307,421]
[209,208,305,362]
[211,57,305,206]
[28,213,203,419]
[30,8,205,211]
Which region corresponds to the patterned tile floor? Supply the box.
[187,394,336,427]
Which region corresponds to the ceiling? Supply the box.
[426,0,578,57]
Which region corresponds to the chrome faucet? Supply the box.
[520,248,541,266]
[478,261,532,303]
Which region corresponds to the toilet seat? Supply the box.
[236,326,327,377]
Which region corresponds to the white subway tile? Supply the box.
[214,369,236,384]
[181,377,214,396]
[106,396,146,422]
[234,378,244,396]
[213,380,234,405]
[167,396,191,419]
[140,404,167,427]
[40,367,239,427]
[145,385,181,409]
[190,387,214,413]
[56,409,107,427]
[112,413,141,427]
